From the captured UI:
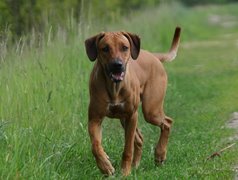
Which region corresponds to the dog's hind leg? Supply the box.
[141,77,173,164]
[133,128,143,168]
[142,109,173,164]
[154,116,173,164]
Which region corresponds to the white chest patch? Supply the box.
[107,102,125,112]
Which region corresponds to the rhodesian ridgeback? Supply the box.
[85,27,181,176]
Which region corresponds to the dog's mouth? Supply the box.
[110,71,125,82]
[106,60,126,83]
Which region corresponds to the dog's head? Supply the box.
[85,32,140,83]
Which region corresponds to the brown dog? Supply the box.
[85,27,181,176]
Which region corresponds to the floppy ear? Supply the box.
[85,33,105,61]
[122,32,140,60]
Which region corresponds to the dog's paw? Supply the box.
[132,160,140,169]
[132,155,141,169]
[121,167,131,176]
[155,158,165,166]
[96,156,115,176]
[154,150,166,166]
[121,160,132,176]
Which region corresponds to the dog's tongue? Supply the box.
[112,72,124,81]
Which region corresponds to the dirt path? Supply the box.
[227,112,238,180]
[227,112,238,130]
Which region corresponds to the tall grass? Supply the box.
[0,2,238,179]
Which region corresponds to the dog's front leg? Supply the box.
[88,118,115,176]
[121,112,137,176]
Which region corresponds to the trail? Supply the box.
[227,112,238,180]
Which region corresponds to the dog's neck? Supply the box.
[94,60,131,103]
[107,81,121,100]
[103,64,130,102]
[105,74,128,102]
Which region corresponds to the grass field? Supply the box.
[0,2,238,179]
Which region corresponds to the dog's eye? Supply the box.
[122,45,129,52]
[102,46,109,53]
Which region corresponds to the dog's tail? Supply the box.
[153,26,181,62]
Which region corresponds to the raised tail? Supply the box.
[153,26,181,62]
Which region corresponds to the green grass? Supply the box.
[1,2,238,179]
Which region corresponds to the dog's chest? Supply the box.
[106,102,126,117]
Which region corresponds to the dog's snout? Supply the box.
[106,59,125,82]
[109,60,124,72]
[112,60,123,68]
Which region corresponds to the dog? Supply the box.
[84,27,181,176]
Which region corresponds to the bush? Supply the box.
[0,0,161,39]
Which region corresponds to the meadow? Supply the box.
[0,2,238,179]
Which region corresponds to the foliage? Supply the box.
[0,0,161,39]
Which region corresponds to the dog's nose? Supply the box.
[108,60,124,73]
[112,60,123,68]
